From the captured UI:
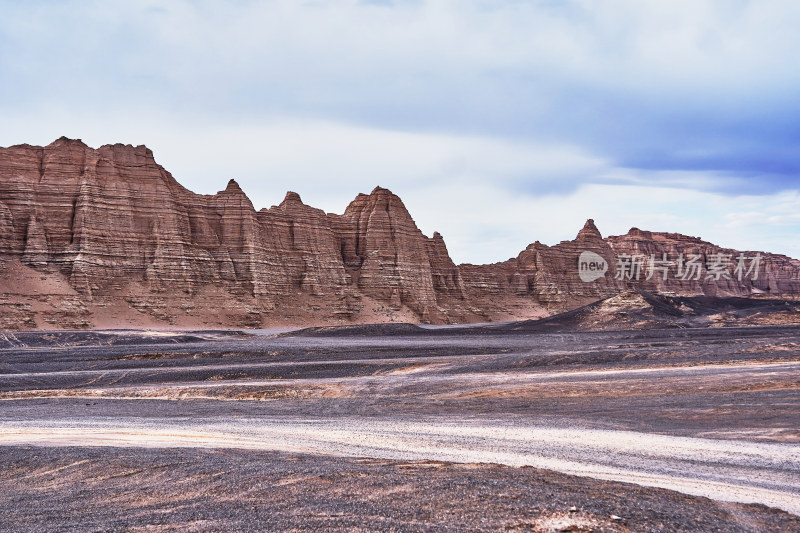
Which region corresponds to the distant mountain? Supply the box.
[1,138,799,330]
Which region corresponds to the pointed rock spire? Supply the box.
[577,218,603,241]
[281,191,303,205]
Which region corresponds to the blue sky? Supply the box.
[1,0,799,263]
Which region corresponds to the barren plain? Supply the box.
[1,324,799,532]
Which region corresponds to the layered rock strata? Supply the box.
[1,138,798,329]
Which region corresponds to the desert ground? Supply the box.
[1,324,799,531]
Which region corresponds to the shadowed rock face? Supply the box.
[1,138,799,329]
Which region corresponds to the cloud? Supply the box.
[407,183,800,264]
[1,0,799,262]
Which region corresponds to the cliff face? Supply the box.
[460,219,800,314]
[1,138,799,330]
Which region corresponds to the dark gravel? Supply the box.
[2,445,798,533]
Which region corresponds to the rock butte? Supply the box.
[1,137,799,329]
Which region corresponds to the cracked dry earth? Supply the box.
[0,325,799,532]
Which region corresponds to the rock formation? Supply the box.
[460,219,800,315]
[1,138,799,330]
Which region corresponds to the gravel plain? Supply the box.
[1,325,799,531]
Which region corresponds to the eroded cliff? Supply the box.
[1,138,798,329]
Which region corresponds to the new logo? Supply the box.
[578,251,608,282]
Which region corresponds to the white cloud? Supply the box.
[5,1,800,110]
[402,182,800,264]
[0,109,603,201]
[1,1,799,264]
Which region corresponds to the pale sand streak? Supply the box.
[2,419,799,515]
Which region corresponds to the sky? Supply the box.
[1,0,799,264]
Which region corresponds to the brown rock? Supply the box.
[1,138,799,329]
[462,221,800,314]
[333,187,453,321]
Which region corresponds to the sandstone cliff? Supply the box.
[1,138,798,329]
[460,219,800,317]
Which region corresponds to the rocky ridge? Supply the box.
[1,138,799,329]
